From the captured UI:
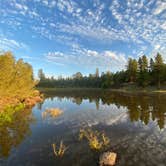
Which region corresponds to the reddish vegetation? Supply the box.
[0,97,20,111]
[24,95,43,107]
[0,90,43,111]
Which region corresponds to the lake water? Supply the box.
[1,89,166,166]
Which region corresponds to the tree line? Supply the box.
[38,53,166,89]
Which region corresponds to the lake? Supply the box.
[1,89,166,166]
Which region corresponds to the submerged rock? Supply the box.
[99,152,117,166]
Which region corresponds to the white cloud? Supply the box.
[154,44,161,50]
[87,50,98,57]
[108,0,166,56]
[160,22,166,30]
[0,37,28,51]
[42,0,49,6]
[153,1,166,15]
[1,0,166,65]
[29,11,39,18]
[45,46,127,71]
[104,51,118,60]
[15,3,28,11]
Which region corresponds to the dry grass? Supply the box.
[79,128,110,151]
[52,141,68,157]
[42,108,63,119]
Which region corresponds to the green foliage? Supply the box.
[95,68,99,77]
[150,58,154,72]
[113,70,127,87]
[72,72,83,79]
[0,52,36,99]
[127,58,138,82]
[0,103,25,126]
[38,69,45,81]
[153,53,164,89]
[138,55,149,87]
[101,71,113,89]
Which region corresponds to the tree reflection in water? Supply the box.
[0,108,35,157]
[41,89,166,129]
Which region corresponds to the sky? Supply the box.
[0,0,166,77]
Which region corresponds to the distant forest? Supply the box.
[38,53,166,89]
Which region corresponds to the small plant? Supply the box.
[79,128,110,151]
[52,141,68,157]
[102,133,110,147]
[89,135,102,150]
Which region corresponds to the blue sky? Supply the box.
[0,0,166,77]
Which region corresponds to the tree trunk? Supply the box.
[158,77,160,89]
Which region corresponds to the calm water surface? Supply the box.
[1,89,166,166]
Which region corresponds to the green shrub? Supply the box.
[0,103,25,126]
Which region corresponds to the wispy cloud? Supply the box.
[45,45,127,71]
[153,1,166,15]
[0,0,166,73]
[0,36,28,51]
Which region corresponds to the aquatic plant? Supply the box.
[102,133,110,147]
[52,141,68,157]
[79,128,110,151]
[42,108,63,119]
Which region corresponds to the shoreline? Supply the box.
[37,87,166,94]
[0,91,43,111]
[0,90,43,126]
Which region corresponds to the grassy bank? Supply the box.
[109,85,166,94]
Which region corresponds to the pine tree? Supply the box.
[38,69,45,81]
[154,53,164,89]
[127,58,138,82]
[137,55,149,87]
[95,68,99,77]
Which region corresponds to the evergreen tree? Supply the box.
[101,71,113,88]
[150,58,154,72]
[95,68,99,77]
[138,55,149,87]
[154,53,164,89]
[38,69,45,81]
[73,72,83,79]
[127,58,138,82]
